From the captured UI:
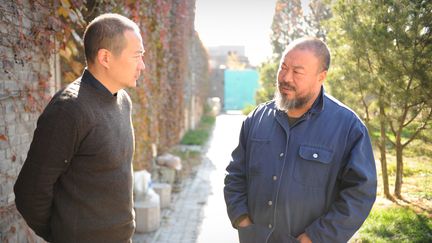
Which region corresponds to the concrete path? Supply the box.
[196,113,244,243]
[133,113,244,243]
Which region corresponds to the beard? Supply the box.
[275,83,314,112]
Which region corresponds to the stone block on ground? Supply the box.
[152,183,172,209]
[134,189,160,233]
[156,153,182,170]
[152,165,176,185]
[133,170,151,199]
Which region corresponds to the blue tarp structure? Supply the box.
[224,69,260,110]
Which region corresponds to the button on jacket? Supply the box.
[224,88,377,243]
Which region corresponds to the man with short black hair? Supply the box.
[224,37,377,243]
[14,13,145,242]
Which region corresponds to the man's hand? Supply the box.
[297,233,312,243]
[237,215,252,228]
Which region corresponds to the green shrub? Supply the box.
[180,113,216,146]
[200,115,216,128]
[242,104,256,115]
[180,129,209,145]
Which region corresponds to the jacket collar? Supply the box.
[309,86,325,115]
[81,69,115,97]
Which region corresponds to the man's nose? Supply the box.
[139,59,145,71]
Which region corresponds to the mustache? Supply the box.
[278,82,296,91]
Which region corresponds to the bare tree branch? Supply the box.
[403,108,432,148]
[403,102,425,127]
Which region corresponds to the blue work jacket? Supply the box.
[224,88,377,243]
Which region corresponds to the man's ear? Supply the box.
[318,70,327,84]
[96,49,111,69]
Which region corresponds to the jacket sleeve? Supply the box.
[224,118,250,228]
[14,102,78,241]
[305,123,377,243]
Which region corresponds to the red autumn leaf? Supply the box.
[0,134,8,141]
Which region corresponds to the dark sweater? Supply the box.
[14,70,135,243]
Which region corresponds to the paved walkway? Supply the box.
[133,113,244,243]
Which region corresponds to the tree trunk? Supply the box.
[394,136,404,199]
[379,99,391,199]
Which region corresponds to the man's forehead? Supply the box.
[124,29,143,42]
[280,58,304,69]
[282,49,317,63]
[125,31,144,48]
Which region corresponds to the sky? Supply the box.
[194,0,278,66]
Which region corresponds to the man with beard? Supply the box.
[224,37,377,243]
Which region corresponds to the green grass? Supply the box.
[362,146,432,242]
[180,114,215,146]
[386,163,429,177]
[356,206,432,243]
[376,152,432,200]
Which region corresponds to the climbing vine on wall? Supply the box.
[129,0,202,170]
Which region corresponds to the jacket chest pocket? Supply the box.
[248,139,271,175]
[294,145,333,188]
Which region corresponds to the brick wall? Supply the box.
[0,1,56,242]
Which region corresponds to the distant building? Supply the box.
[207,46,259,111]
[207,45,251,70]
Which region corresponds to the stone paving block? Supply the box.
[152,166,176,185]
[152,183,171,209]
[135,189,160,233]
